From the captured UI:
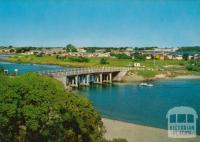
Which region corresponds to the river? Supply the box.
[0,56,199,134]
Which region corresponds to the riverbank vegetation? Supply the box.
[0,73,127,142]
[137,70,158,78]
[186,59,200,72]
[177,46,200,52]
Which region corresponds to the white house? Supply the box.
[175,55,183,60]
[134,63,141,67]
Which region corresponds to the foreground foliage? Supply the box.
[0,73,126,142]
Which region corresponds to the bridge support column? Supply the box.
[86,74,90,86]
[99,73,102,84]
[72,78,75,86]
[109,73,112,83]
[75,76,78,87]
[96,75,99,83]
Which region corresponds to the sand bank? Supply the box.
[174,75,200,79]
[102,118,200,142]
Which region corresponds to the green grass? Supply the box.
[138,60,187,68]
[4,55,133,67]
[5,55,187,68]
[136,70,158,78]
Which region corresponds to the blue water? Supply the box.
[0,56,67,74]
[0,56,200,134]
[79,80,200,134]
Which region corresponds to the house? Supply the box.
[77,48,86,53]
[145,55,152,60]
[175,55,183,60]
[97,52,110,57]
[194,54,200,60]
[188,55,194,60]
[165,54,173,60]
[23,51,34,55]
[134,63,141,67]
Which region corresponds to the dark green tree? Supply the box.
[0,73,103,142]
[68,57,89,63]
[100,58,109,64]
[0,66,3,73]
[186,59,200,71]
[132,52,145,61]
[182,53,189,60]
[85,48,96,53]
[9,49,15,53]
[64,44,77,52]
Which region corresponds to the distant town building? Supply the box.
[134,63,141,67]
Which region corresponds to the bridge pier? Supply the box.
[95,73,103,84]
[86,74,90,86]
[75,76,78,87]
[80,74,90,86]
[100,73,102,83]
[69,76,79,87]
[109,73,112,83]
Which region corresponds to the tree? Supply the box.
[85,48,96,53]
[182,53,189,60]
[132,52,145,61]
[64,44,77,52]
[186,59,200,71]
[0,73,104,142]
[0,73,127,142]
[111,54,131,59]
[68,57,89,63]
[177,46,200,52]
[100,58,109,64]
[0,66,3,73]
[9,49,15,53]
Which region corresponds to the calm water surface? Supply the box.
[0,55,67,74]
[79,80,200,134]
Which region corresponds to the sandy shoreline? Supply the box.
[102,118,200,142]
[121,73,200,83]
[174,75,200,79]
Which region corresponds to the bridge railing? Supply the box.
[38,67,132,77]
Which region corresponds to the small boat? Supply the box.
[139,82,154,87]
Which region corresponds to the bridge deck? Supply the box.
[39,67,131,77]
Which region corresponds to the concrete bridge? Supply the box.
[39,67,131,87]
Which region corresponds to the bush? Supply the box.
[0,73,104,142]
[100,58,109,64]
[0,66,3,73]
[133,52,145,61]
[68,56,90,63]
[186,59,200,71]
[64,44,77,52]
[111,54,131,59]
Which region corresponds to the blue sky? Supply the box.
[0,0,200,47]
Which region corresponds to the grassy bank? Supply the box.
[2,54,186,67]
[3,54,133,67]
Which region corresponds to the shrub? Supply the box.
[186,59,200,72]
[132,52,145,61]
[0,73,103,142]
[111,54,131,59]
[68,56,89,63]
[100,58,109,64]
